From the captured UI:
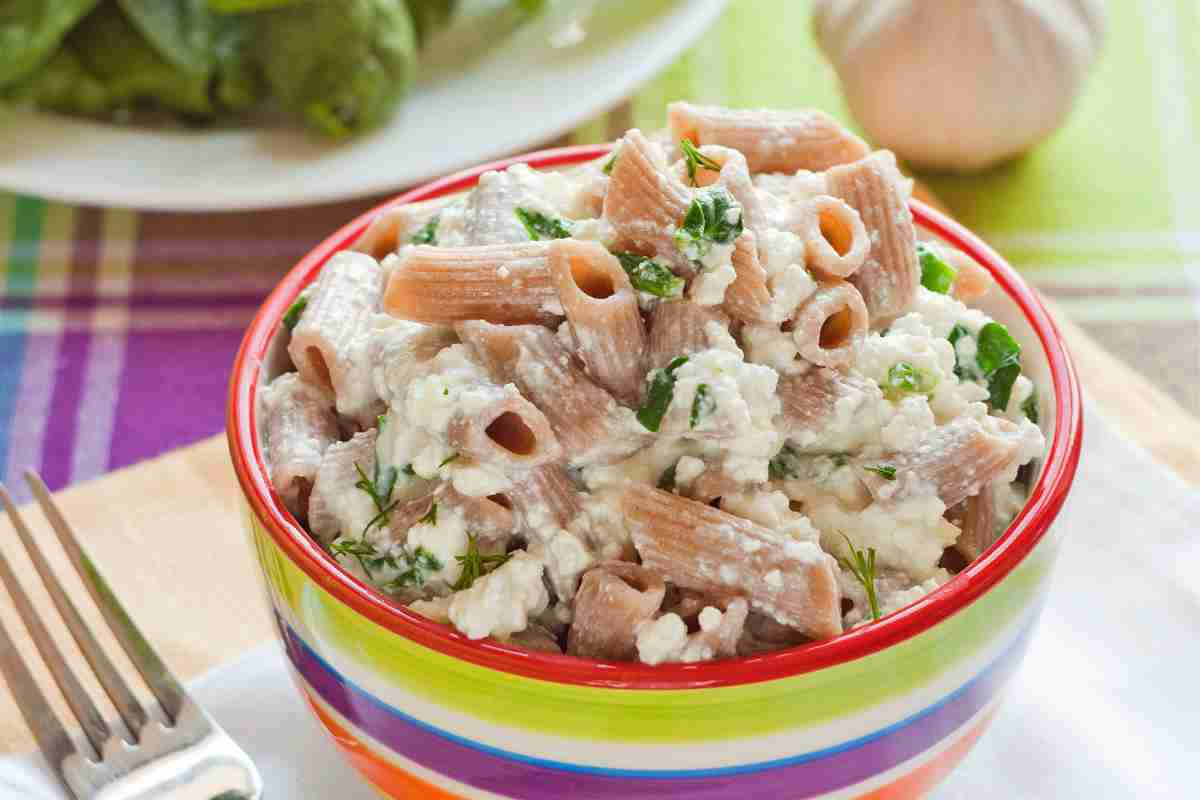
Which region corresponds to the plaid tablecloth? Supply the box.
[1,0,1197,501]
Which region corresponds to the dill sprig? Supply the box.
[839,533,881,622]
[452,534,511,591]
[330,538,396,580]
[387,547,443,591]
[354,462,398,535]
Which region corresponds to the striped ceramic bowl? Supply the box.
[227,146,1083,799]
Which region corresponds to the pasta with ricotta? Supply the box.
[260,104,1046,664]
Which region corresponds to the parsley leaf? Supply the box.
[636,356,689,432]
[1021,388,1040,424]
[613,251,684,297]
[976,322,1022,410]
[768,444,802,481]
[281,296,307,331]
[452,534,511,591]
[864,464,897,480]
[838,533,881,622]
[917,242,958,294]
[410,214,439,246]
[515,207,573,240]
[674,187,743,264]
[679,138,722,185]
[690,383,715,428]
[885,362,938,398]
[657,462,678,491]
[389,547,443,590]
[417,501,438,527]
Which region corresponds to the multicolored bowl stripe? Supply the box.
[246,511,1060,799]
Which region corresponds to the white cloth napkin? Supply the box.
[2,404,1196,799]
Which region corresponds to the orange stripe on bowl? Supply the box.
[304,691,465,800]
[856,704,999,800]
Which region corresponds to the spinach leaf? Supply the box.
[947,323,979,381]
[0,0,100,89]
[917,242,957,294]
[515,207,572,240]
[613,252,684,297]
[410,214,439,245]
[253,0,419,138]
[690,383,715,428]
[1,45,109,115]
[976,322,1022,410]
[1021,388,1040,424]
[402,0,458,46]
[636,356,688,432]
[674,187,743,264]
[118,0,217,77]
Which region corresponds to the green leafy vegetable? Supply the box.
[975,322,1022,410]
[601,149,617,175]
[864,464,897,480]
[389,546,443,589]
[947,324,978,381]
[885,361,937,398]
[1021,388,1040,424]
[253,0,419,137]
[657,462,678,491]
[452,534,510,591]
[1,45,109,115]
[838,533,880,622]
[410,214,439,245]
[679,137,721,185]
[207,0,308,11]
[401,0,459,45]
[768,444,802,481]
[118,0,217,76]
[636,356,688,432]
[515,207,572,241]
[613,252,684,298]
[281,296,307,331]
[0,0,100,89]
[417,501,438,526]
[917,242,957,294]
[674,187,744,264]
[690,383,715,428]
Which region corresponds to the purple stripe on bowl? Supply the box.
[281,619,1031,800]
[0,293,267,310]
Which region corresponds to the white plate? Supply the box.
[0,0,726,211]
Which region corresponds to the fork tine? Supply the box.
[25,471,188,722]
[0,485,110,756]
[0,483,150,741]
[0,613,79,771]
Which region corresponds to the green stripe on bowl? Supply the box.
[251,518,1056,742]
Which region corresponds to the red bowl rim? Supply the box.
[227,144,1083,690]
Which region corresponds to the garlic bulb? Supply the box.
[813,0,1107,171]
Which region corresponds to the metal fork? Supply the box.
[0,471,262,799]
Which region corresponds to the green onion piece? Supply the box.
[281,296,307,331]
[636,356,689,432]
[410,214,439,246]
[690,383,715,428]
[613,252,685,298]
[917,242,958,294]
[515,207,573,240]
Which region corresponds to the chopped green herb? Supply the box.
[376,414,387,429]
[917,242,958,294]
[330,538,396,580]
[976,323,1022,410]
[690,383,715,428]
[410,214,439,246]
[1021,388,1040,424]
[281,296,308,331]
[452,534,511,591]
[354,461,398,532]
[657,462,678,491]
[768,444,802,481]
[885,362,938,398]
[838,533,881,622]
[830,453,850,468]
[389,547,443,590]
[601,149,618,175]
[864,464,897,480]
[401,464,416,476]
[613,251,685,298]
[947,324,978,381]
[679,137,722,185]
[636,356,689,432]
[438,452,459,468]
[515,207,573,241]
[674,187,743,264]
[417,501,438,526]
[443,386,449,396]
